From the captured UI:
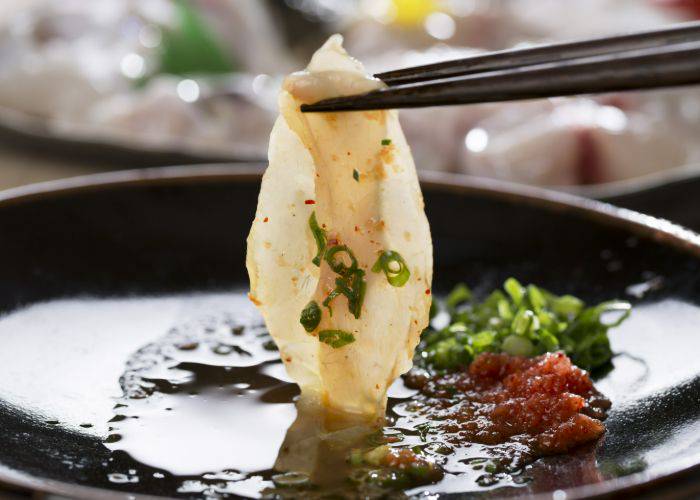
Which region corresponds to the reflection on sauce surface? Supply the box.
[100,296,619,497]
[397,352,609,489]
[1,292,700,497]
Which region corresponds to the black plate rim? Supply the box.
[0,164,699,500]
[1,164,698,259]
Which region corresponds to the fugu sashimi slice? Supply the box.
[246,35,432,418]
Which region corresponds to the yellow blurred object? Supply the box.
[392,0,438,26]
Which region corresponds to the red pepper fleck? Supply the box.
[263,217,269,223]
[305,199,315,205]
[425,289,431,295]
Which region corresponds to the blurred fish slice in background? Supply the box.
[329,0,700,186]
[0,0,290,160]
[1,0,700,189]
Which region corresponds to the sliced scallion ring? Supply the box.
[372,250,410,287]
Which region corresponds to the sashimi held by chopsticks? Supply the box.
[246,35,433,419]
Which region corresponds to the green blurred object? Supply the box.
[158,0,236,76]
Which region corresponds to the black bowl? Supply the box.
[0,165,699,499]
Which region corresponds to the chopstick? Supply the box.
[377,21,700,86]
[301,24,700,113]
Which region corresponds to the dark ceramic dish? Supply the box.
[0,165,699,499]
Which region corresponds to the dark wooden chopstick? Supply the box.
[377,21,700,86]
[301,39,700,113]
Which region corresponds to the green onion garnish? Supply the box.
[445,283,471,313]
[319,329,356,348]
[304,220,367,320]
[353,169,360,182]
[322,288,339,317]
[337,271,366,318]
[323,269,366,319]
[324,245,358,276]
[381,139,392,146]
[372,251,410,287]
[323,244,366,318]
[309,211,327,267]
[300,301,321,332]
[418,278,631,371]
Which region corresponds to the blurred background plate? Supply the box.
[0,105,264,167]
[3,0,700,194]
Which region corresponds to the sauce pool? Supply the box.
[105,300,610,496]
[405,352,609,464]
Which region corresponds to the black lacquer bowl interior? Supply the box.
[0,165,699,499]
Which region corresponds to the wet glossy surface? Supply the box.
[0,171,699,498]
[404,352,608,462]
[2,291,699,498]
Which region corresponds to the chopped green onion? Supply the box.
[497,299,513,320]
[319,329,356,348]
[597,300,632,327]
[381,138,392,146]
[322,288,340,317]
[309,211,327,267]
[418,278,631,371]
[504,277,525,304]
[471,330,497,352]
[512,308,537,336]
[527,285,546,313]
[307,218,367,318]
[551,295,584,317]
[372,251,410,287]
[300,301,321,332]
[353,169,360,181]
[345,270,367,319]
[429,337,473,369]
[323,269,366,319]
[325,245,358,275]
[446,283,471,313]
[502,335,534,356]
